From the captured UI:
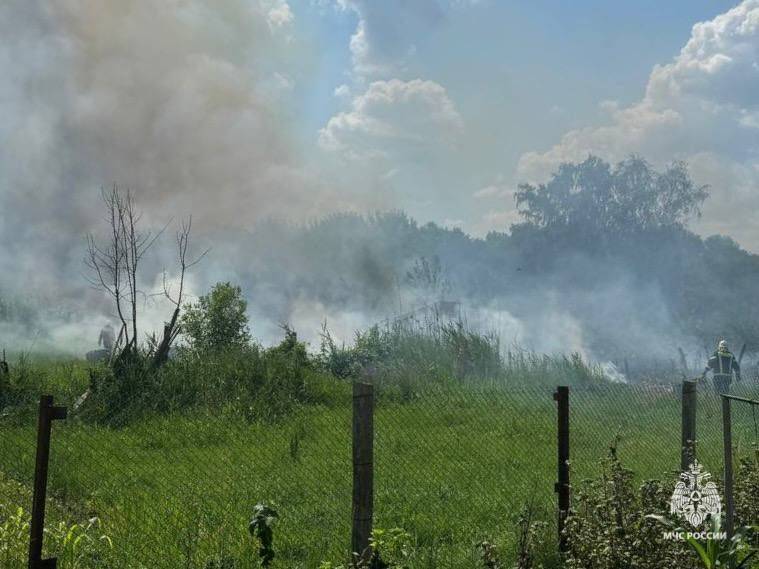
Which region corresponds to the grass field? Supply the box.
[2,359,758,568]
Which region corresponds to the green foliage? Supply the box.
[319,527,416,569]
[0,505,27,568]
[736,447,759,529]
[0,355,90,421]
[47,517,114,568]
[478,504,546,569]
[0,474,112,568]
[564,447,698,569]
[249,503,278,567]
[181,282,251,353]
[647,514,758,569]
[203,557,237,569]
[515,155,708,234]
[76,326,346,425]
[2,350,756,567]
[369,527,416,568]
[319,318,603,390]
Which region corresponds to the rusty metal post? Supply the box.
[554,386,570,555]
[28,395,67,569]
[352,382,374,562]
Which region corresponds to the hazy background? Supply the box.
[2,1,759,368]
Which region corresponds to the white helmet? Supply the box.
[718,340,728,352]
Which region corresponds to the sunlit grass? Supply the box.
[4,376,756,568]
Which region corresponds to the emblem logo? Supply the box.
[670,461,721,528]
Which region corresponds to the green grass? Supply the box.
[3,374,758,568]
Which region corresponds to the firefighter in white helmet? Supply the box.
[702,339,741,394]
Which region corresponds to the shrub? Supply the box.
[564,447,697,569]
[79,328,346,425]
[181,282,251,353]
[319,527,416,568]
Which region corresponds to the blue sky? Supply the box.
[294,0,732,137]
[283,0,757,242]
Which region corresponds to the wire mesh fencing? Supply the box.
[1,378,758,568]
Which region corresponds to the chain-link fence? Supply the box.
[2,379,758,568]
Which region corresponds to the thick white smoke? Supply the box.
[0,1,334,295]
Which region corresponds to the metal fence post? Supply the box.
[554,386,570,555]
[681,380,697,471]
[352,382,374,562]
[28,395,67,569]
[721,395,734,540]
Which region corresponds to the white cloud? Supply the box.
[319,78,463,159]
[261,0,294,29]
[516,0,759,249]
[334,83,351,98]
[334,0,454,79]
[473,175,513,200]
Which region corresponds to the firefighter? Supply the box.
[98,323,115,353]
[0,349,8,377]
[702,340,741,394]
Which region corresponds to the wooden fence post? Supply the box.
[352,382,374,562]
[681,380,697,471]
[721,395,735,541]
[554,386,570,555]
[28,395,67,569]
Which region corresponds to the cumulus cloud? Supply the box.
[261,0,294,29]
[516,0,759,249]
[473,175,513,200]
[319,78,463,160]
[334,0,445,78]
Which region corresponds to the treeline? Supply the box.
[239,156,759,363]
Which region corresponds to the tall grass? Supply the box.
[319,316,605,391]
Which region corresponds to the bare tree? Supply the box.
[85,186,155,352]
[150,217,207,368]
[86,185,200,366]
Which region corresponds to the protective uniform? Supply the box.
[703,340,740,394]
[99,324,115,353]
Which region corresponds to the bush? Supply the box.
[564,447,703,569]
[80,328,347,425]
[181,282,251,353]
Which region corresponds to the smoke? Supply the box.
[0,0,354,350]
[0,3,749,371]
[0,1,337,300]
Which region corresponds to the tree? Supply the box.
[85,185,204,366]
[514,155,709,234]
[85,186,160,352]
[181,282,250,352]
[150,217,207,368]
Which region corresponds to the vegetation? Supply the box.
[1,336,757,567]
[0,472,113,568]
[181,282,251,354]
[2,152,759,567]
[319,317,605,389]
[514,156,708,234]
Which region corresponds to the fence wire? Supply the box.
[1,379,758,568]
